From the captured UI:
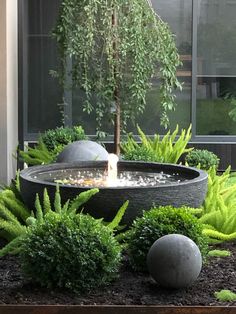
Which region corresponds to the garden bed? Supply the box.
[0,243,235,307]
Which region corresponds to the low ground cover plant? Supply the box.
[185,149,219,170]
[208,249,231,257]
[121,125,192,163]
[126,206,208,271]
[215,290,236,302]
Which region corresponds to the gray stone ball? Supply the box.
[56,140,109,163]
[147,234,202,289]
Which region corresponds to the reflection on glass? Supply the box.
[196,0,236,135]
[27,0,62,133]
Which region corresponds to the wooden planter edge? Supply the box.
[0,305,235,314]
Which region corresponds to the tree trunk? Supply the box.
[112,9,121,156]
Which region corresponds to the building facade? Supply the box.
[1,0,236,183]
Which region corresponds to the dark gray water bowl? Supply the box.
[19,162,208,225]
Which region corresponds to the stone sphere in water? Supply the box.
[56,140,109,163]
[147,234,202,289]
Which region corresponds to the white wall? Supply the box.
[0,0,18,184]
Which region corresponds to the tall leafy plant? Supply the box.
[121,125,192,164]
[199,167,236,242]
[53,0,182,154]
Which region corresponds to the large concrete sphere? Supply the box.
[56,140,109,163]
[147,234,202,289]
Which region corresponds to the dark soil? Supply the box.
[0,242,235,306]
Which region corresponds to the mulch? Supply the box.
[0,242,235,306]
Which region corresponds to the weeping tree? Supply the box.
[53,0,182,155]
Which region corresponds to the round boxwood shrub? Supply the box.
[20,212,121,293]
[126,206,208,271]
[41,125,87,152]
[185,149,219,170]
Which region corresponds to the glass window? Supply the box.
[196,0,236,135]
[146,0,192,134]
[26,0,62,135]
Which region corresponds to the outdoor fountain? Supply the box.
[20,155,208,225]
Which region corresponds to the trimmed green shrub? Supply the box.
[20,211,121,293]
[41,125,87,152]
[19,125,87,166]
[122,125,192,164]
[126,206,208,271]
[185,149,219,170]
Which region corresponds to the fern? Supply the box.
[0,187,100,257]
[202,228,236,242]
[35,194,43,223]
[19,137,55,166]
[0,203,21,226]
[107,201,129,231]
[200,166,236,242]
[0,189,30,221]
[0,218,26,240]
[122,125,192,164]
[0,236,24,257]
[68,188,99,214]
[43,188,51,213]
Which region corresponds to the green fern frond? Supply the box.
[62,200,70,213]
[35,194,43,223]
[107,201,129,231]
[68,188,99,213]
[0,203,21,226]
[0,236,24,257]
[202,228,236,241]
[122,125,192,164]
[0,192,30,221]
[0,218,26,240]
[137,125,151,149]
[43,188,51,214]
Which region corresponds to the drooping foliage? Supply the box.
[53,0,182,138]
[122,125,192,164]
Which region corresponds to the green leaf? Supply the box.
[107,201,129,231]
